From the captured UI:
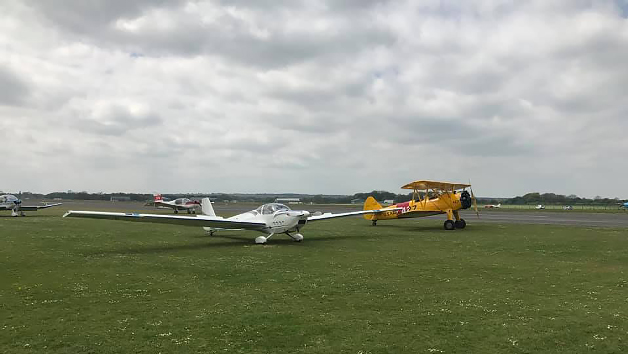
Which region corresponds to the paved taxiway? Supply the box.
[205,204,628,228]
[457,210,628,228]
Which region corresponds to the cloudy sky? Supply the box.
[2,0,627,198]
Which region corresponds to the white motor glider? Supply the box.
[64,198,396,244]
[1,194,63,216]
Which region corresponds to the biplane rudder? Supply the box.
[363,196,383,220]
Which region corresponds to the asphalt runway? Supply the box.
[193,203,628,228]
[457,210,628,228]
[49,200,628,228]
[213,204,628,228]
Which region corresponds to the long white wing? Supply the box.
[63,210,267,230]
[20,203,63,211]
[307,208,400,222]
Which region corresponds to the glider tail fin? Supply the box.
[363,196,383,220]
[201,198,216,217]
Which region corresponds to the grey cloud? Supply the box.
[0,66,30,106]
[25,0,183,35]
[215,0,305,10]
[74,105,163,136]
[26,0,396,69]
[324,0,393,12]
[4,1,628,197]
[260,112,349,134]
[116,18,395,69]
[265,79,371,112]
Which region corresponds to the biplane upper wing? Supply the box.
[63,211,267,230]
[401,180,471,191]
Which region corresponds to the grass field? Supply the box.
[1,207,628,353]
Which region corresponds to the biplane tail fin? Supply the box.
[363,196,383,220]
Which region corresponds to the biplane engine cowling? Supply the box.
[460,191,472,209]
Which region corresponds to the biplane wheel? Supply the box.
[174,210,179,214]
[372,220,377,226]
[444,220,455,230]
[455,219,466,229]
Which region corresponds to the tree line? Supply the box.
[7,191,625,206]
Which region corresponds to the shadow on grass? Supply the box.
[80,223,490,256]
[0,214,61,218]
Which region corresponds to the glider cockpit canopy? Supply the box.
[254,203,291,215]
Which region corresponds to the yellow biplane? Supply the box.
[363,180,479,230]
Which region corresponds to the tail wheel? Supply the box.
[454,219,466,229]
[444,220,455,230]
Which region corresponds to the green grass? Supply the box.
[1,208,628,353]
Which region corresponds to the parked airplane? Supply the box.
[64,198,396,244]
[620,202,628,210]
[0,194,62,216]
[147,194,201,214]
[484,203,501,209]
[363,180,478,230]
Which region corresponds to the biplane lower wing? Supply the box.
[307,208,400,222]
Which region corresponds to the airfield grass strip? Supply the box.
[1,208,627,353]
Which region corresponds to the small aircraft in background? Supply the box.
[484,203,501,209]
[64,198,396,244]
[146,194,201,214]
[0,194,62,216]
[619,202,628,210]
[363,180,478,230]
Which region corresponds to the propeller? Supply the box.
[469,182,479,219]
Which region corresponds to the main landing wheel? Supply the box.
[455,219,466,229]
[372,220,377,226]
[174,210,179,214]
[444,220,455,230]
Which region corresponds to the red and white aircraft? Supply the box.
[148,194,201,214]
